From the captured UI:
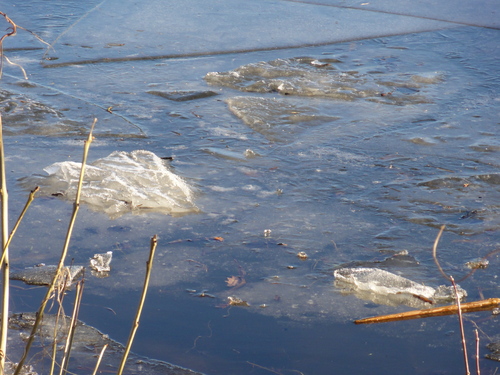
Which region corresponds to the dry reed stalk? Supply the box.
[14,119,96,375]
[0,187,39,267]
[117,235,158,375]
[354,298,500,324]
[0,113,9,371]
[92,344,108,375]
[451,275,470,375]
[49,280,69,375]
[475,329,480,375]
[59,280,84,375]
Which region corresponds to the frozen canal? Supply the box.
[1,0,500,374]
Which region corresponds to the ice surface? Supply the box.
[23,150,199,218]
[206,57,441,105]
[5,0,453,67]
[8,313,203,375]
[334,267,466,303]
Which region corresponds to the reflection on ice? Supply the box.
[206,57,442,105]
[23,150,199,218]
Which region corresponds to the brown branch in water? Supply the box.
[354,298,500,324]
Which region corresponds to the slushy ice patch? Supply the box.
[22,150,199,217]
[205,57,442,104]
[0,89,87,136]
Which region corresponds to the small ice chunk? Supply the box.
[90,251,113,273]
[433,285,467,301]
[334,267,436,300]
[465,258,489,269]
[334,267,467,302]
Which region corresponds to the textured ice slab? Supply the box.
[206,57,441,105]
[334,267,466,302]
[226,96,340,142]
[11,265,84,286]
[25,150,199,218]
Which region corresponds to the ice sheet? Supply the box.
[4,0,454,67]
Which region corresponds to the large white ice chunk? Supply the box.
[334,267,466,303]
[28,150,199,218]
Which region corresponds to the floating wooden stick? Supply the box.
[354,298,500,324]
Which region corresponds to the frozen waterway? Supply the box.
[1,1,500,374]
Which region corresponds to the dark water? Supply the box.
[2,1,500,374]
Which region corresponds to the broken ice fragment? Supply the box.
[465,257,489,269]
[206,57,437,104]
[11,265,84,286]
[22,150,199,218]
[334,267,466,303]
[90,251,113,273]
[228,296,250,306]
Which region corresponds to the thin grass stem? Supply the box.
[49,276,70,375]
[475,329,480,375]
[451,275,470,375]
[0,187,39,267]
[60,280,84,375]
[117,235,158,375]
[0,113,10,371]
[432,224,450,282]
[14,119,96,375]
[92,344,108,375]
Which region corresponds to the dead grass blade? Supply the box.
[117,235,158,375]
[0,112,10,370]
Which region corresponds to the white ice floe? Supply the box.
[26,150,199,218]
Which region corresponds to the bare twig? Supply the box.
[0,187,39,266]
[91,344,108,375]
[432,224,450,282]
[117,235,158,375]
[475,329,480,375]
[60,280,84,375]
[0,11,49,79]
[451,275,470,375]
[0,112,10,371]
